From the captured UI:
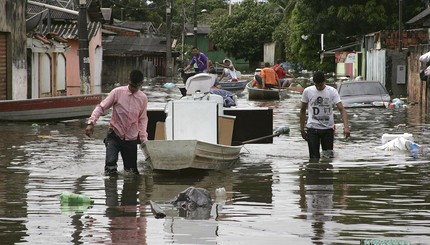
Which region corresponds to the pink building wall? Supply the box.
[65,26,102,95]
[65,39,80,95]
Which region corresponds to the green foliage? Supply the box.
[277,0,426,72]
[101,0,162,23]
[103,0,427,73]
[209,0,282,62]
[174,43,194,67]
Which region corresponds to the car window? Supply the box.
[339,82,387,96]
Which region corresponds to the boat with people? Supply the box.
[217,79,249,91]
[246,81,289,100]
[214,58,249,91]
[142,73,243,170]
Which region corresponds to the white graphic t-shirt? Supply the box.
[301,85,341,130]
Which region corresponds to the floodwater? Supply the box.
[1,84,430,245]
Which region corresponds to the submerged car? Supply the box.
[337,80,391,108]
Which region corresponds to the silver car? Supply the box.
[337,80,391,108]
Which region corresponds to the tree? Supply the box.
[209,0,282,63]
[292,0,391,70]
[281,0,427,71]
[101,0,163,23]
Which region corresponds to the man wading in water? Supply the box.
[300,71,350,160]
[85,70,149,176]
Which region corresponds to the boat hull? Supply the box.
[218,80,249,91]
[246,81,288,100]
[142,140,243,170]
[0,94,104,121]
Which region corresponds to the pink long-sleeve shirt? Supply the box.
[88,86,148,142]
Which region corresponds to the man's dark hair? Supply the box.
[192,46,198,50]
[264,62,270,67]
[129,69,143,85]
[276,59,282,64]
[313,71,325,84]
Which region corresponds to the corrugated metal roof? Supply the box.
[37,22,101,40]
[103,24,141,34]
[113,21,157,33]
[27,0,104,23]
[101,8,112,24]
[184,24,210,34]
[103,35,176,56]
[406,7,430,26]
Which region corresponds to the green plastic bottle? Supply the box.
[60,192,94,205]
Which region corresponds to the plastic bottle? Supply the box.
[215,187,226,197]
[60,192,94,205]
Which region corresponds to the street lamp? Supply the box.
[78,0,91,94]
[301,33,324,51]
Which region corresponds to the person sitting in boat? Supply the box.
[208,60,216,74]
[273,59,294,88]
[216,59,238,82]
[253,62,280,89]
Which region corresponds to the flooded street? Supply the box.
[1,85,430,245]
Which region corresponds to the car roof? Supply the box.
[338,80,389,96]
[341,80,380,84]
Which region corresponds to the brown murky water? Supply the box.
[1,84,430,244]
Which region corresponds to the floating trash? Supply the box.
[60,192,94,205]
[360,239,410,245]
[163,82,175,89]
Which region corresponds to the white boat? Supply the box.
[142,140,242,170]
[142,73,243,171]
[218,79,249,91]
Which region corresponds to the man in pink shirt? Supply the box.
[85,70,148,176]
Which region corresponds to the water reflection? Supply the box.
[299,162,336,244]
[1,89,430,244]
[104,176,147,244]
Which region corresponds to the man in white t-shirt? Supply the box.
[217,59,238,82]
[300,71,350,160]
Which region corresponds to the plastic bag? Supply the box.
[376,137,420,151]
[419,51,430,64]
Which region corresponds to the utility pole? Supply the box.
[229,0,232,15]
[78,0,91,94]
[193,0,198,47]
[181,1,185,66]
[166,1,173,77]
[399,0,403,52]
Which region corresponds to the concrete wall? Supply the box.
[66,25,103,95]
[386,49,407,97]
[263,42,276,65]
[88,26,102,94]
[65,39,81,95]
[102,55,163,88]
[0,0,27,100]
